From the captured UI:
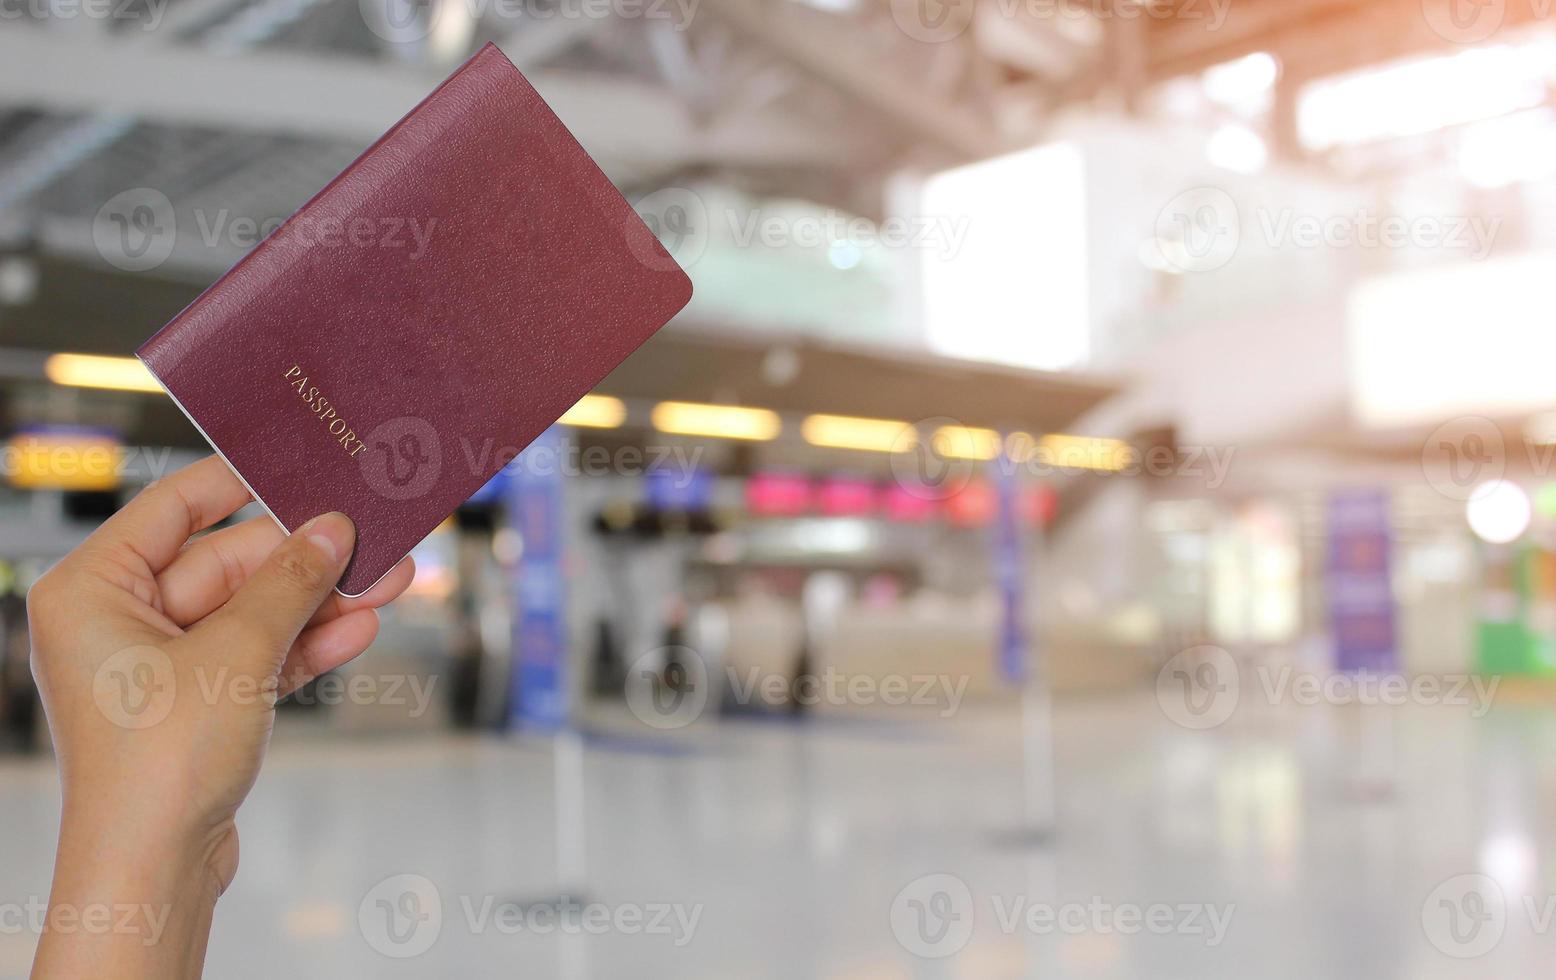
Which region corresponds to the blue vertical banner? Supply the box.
[1326,489,1398,674]
[992,447,1029,686]
[507,426,569,731]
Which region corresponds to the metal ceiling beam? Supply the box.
[0,30,836,176]
[497,17,603,68]
[1140,0,1540,83]
[697,0,1004,159]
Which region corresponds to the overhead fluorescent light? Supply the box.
[1206,123,1268,174]
[1202,52,1279,116]
[6,430,123,491]
[919,142,1090,371]
[558,394,625,429]
[1348,252,1556,426]
[652,401,781,441]
[1299,43,1550,151]
[932,425,1000,461]
[44,353,162,393]
[1036,433,1135,472]
[801,414,914,453]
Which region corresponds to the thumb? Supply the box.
[203,512,356,671]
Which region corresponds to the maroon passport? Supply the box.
[138,43,692,595]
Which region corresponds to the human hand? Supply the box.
[26,456,414,979]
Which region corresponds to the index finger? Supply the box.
[82,456,253,573]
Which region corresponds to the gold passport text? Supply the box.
[284,365,369,458]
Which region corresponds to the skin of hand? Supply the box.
[26,456,415,979]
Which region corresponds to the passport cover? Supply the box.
[137,43,693,595]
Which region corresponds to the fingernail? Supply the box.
[301,512,354,563]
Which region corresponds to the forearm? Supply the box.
[31,807,222,980]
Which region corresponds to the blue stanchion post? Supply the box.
[507,425,570,733]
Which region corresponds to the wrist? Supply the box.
[32,811,223,980]
[55,801,232,903]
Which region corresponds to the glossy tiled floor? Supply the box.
[1,691,1553,978]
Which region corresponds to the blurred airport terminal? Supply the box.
[3,0,1556,976]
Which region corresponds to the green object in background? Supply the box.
[1478,619,1538,675]
[1476,537,1556,676]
